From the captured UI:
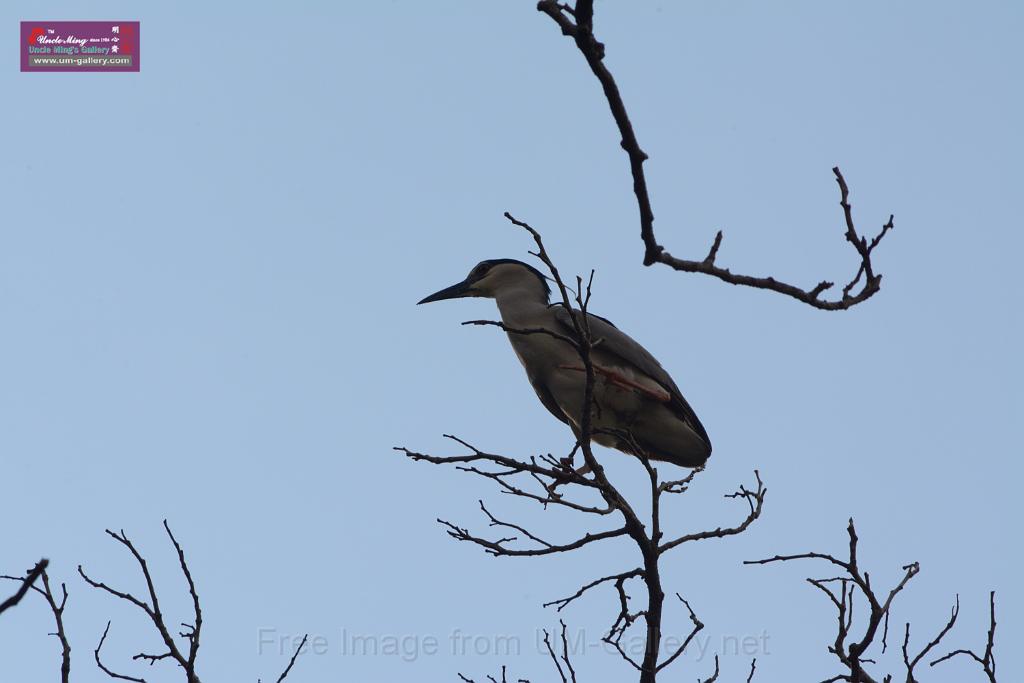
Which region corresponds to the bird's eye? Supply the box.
[474,265,490,278]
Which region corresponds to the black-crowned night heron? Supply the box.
[418,259,711,469]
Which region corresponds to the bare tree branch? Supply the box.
[659,472,766,554]
[78,523,203,683]
[95,621,147,683]
[746,519,919,683]
[41,570,71,683]
[542,621,578,683]
[2,564,71,682]
[462,319,580,348]
[0,558,47,616]
[271,633,309,683]
[438,505,629,557]
[544,568,643,612]
[930,591,997,683]
[902,596,959,683]
[747,521,1001,683]
[163,520,203,678]
[700,654,720,683]
[655,594,703,672]
[536,0,894,310]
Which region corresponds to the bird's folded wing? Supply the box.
[551,305,711,447]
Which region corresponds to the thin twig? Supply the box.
[274,634,308,683]
[95,622,147,683]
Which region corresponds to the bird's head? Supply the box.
[418,259,551,305]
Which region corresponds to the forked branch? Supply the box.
[536,0,893,310]
[76,521,308,683]
[748,520,999,683]
[746,519,918,683]
[78,521,203,683]
[1,563,71,683]
[929,591,997,683]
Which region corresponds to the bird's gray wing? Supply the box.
[552,305,710,446]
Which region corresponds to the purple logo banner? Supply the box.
[21,21,139,72]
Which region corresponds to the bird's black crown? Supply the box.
[474,258,551,302]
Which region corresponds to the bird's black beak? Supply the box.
[417,277,475,305]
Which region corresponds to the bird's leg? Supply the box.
[545,463,593,498]
[546,444,593,498]
[577,461,592,480]
[558,363,671,402]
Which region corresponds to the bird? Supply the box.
[418,259,711,469]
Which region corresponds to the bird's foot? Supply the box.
[545,460,593,499]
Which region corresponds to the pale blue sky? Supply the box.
[2,2,1021,681]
